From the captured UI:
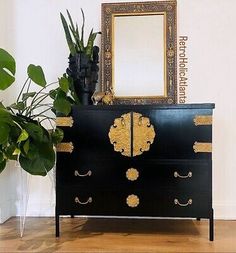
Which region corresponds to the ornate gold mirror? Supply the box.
[101,1,177,104]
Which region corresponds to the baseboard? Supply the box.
[0,199,15,224]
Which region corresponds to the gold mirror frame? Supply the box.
[101,1,177,104]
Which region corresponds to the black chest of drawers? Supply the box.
[56,103,215,240]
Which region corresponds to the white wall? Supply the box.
[0,0,235,221]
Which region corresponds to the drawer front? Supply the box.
[56,188,211,218]
[56,157,211,192]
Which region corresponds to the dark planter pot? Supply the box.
[66,46,99,105]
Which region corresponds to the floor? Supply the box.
[0,217,236,252]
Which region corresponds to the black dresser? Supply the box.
[56,103,215,240]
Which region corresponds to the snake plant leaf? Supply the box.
[17,129,29,143]
[58,76,69,93]
[51,128,64,144]
[0,48,16,90]
[66,9,76,34]
[85,30,101,58]
[19,142,55,176]
[27,64,46,87]
[81,8,85,49]
[60,12,76,56]
[0,122,10,144]
[0,159,7,173]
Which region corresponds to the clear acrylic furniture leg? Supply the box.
[18,164,30,237]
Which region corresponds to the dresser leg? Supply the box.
[209,209,214,241]
[56,215,60,237]
[196,218,201,221]
[71,215,74,218]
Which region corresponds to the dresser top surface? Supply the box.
[72,103,215,111]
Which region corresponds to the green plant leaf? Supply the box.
[0,48,16,90]
[10,102,25,110]
[19,142,55,176]
[17,129,29,143]
[58,76,69,93]
[0,122,10,144]
[0,108,13,124]
[27,64,46,87]
[4,144,17,159]
[22,92,36,101]
[51,128,64,144]
[23,139,30,154]
[53,98,71,116]
[60,12,76,56]
[0,151,4,162]
[24,122,44,142]
[0,159,6,173]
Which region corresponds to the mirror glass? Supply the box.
[114,14,165,97]
[101,1,177,104]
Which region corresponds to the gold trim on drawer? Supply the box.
[193,142,212,153]
[56,142,74,153]
[193,115,212,126]
[126,168,139,181]
[126,194,139,208]
[56,117,74,127]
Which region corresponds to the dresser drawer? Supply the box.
[57,158,210,192]
[56,187,210,218]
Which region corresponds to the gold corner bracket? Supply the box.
[56,142,74,153]
[56,117,74,127]
[193,142,212,153]
[193,115,212,126]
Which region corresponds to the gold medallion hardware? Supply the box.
[126,168,139,181]
[174,171,192,178]
[193,115,212,126]
[126,194,139,208]
[174,198,192,207]
[108,113,131,157]
[56,142,74,153]
[74,170,92,177]
[108,112,155,157]
[133,112,155,157]
[55,117,74,127]
[193,142,212,153]
[75,197,92,205]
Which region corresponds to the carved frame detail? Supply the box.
[101,1,177,104]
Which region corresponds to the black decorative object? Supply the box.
[66,46,99,105]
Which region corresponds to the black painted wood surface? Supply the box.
[56,104,214,240]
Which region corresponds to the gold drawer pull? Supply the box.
[126,194,139,208]
[126,168,139,181]
[174,171,192,178]
[75,197,92,205]
[74,170,92,177]
[56,117,74,127]
[174,198,192,207]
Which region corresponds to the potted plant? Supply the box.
[0,48,74,176]
[60,9,101,105]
